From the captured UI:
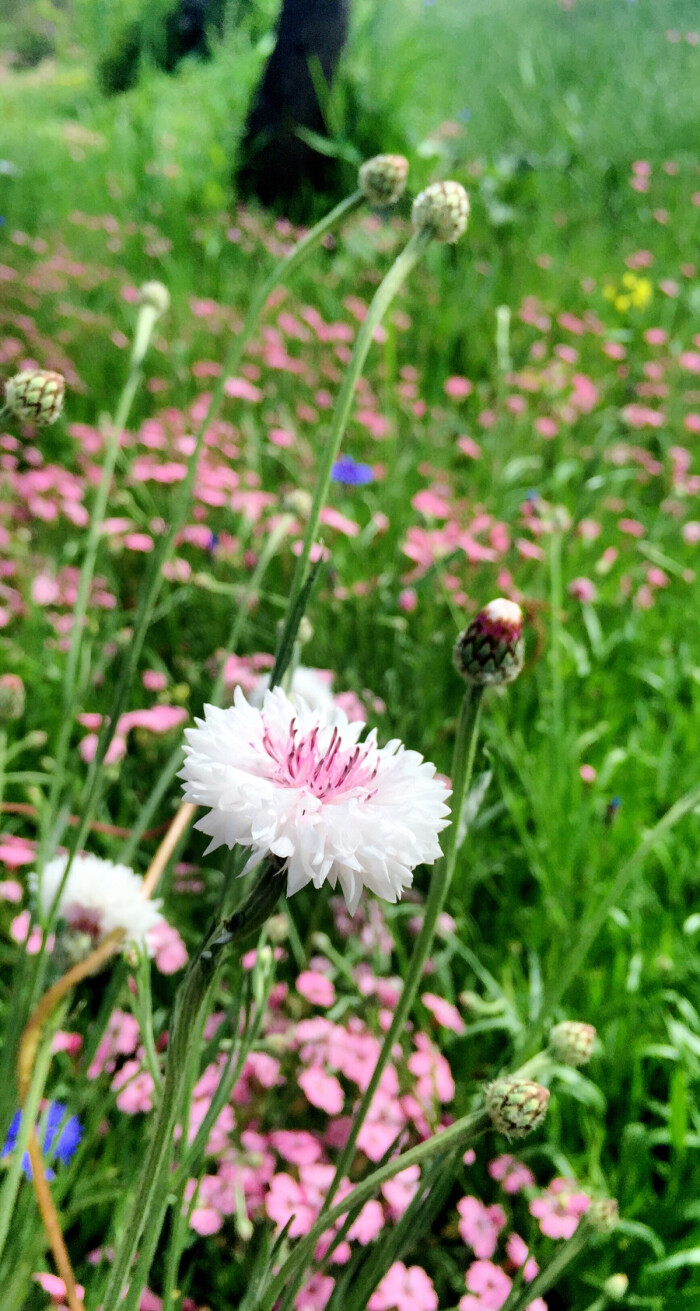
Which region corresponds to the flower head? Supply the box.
[4,370,65,425]
[32,852,164,948]
[485,1078,549,1139]
[180,687,450,915]
[359,154,409,207]
[412,181,470,243]
[3,1102,82,1180]
[549,1020,596,1066]
[331,454,375,486]
[0,673,25,720]
[454,599,524,687]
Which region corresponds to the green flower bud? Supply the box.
[359,154,409,207]
[549,1020,597,1067]
[486,1078,549,1138]
[412,180,470,243]
[4,370,65,426]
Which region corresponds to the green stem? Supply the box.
[37,363,143,879]
[501,1225,588,1310]
[517,778,700,1060]
[272,228,431,681]
[100,949,217,1311]
[324,684,482,1213]
[190,190,362,492]
[548,525,564,782]
[259,1107,489,1311]
[101,863,285,1311]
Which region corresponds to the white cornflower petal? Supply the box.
[32,852,165,948]
[179,687,451,915]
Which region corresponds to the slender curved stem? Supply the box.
[516,777,700,1060]
[259,1108,490,1311]
[322,684,482,1212]
[27,1133,85,1311]
[272,229,430,684]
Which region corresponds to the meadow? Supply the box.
[1,0,700,1308]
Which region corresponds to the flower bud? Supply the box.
[454,599,524,686]
[0,674,25,721]
[603,1274,629,1301]
[139,280,170,316]
[359,154,409,207]
[282,489,313,520]
[485,1078,550,1138]
[4,370,65,426]
[412,180,470,243]
[587,1197,619,1233]
[549,1020,597,1067]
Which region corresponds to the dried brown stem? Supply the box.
[27,1133,86,1311]
[17,799,196,1297]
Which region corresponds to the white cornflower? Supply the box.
[180,687,451,915]
[33,853,164,948]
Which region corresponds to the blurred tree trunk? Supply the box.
[238,0,350,211]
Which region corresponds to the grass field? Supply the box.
[1,1,700,1308]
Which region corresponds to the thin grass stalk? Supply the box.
[270,686,483,1310]
[273,228,431,677]
[258,1108,490,1311]
[321,685,483,1213]
[101,864,285,1311]
[500,1225,589,1310]
[516,777,700,1060]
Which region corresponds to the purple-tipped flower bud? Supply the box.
[0,674,25,720]
[549,1020,597,1066]
[412,180,470,243]
[454,598,524,686]
[4,370,65,426]
[359,154,409,207]
[587,1197,619,1233]
[485,1078,550,1138]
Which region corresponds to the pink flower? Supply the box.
[568,577,596,603]
[381,1165,420,1219]
[421,992,465,1034]
[347,1198,385,1244]
[444,375,473,399]
[461,1260,512,1310]
[113,1064,155,1114]
[457,1196,507,1258]
[33,1273,86,1304]
[368,1262,438,1311]
[266,1172,317,1237]
[147,919,188,974]
[270,1130,323,1166]
[505,1232,539,1282]
[298,1067,344,1114]
[295,1274,335,1310]
[297,970,337,1008]
[529,1177,590,1238]
[488,1155,535,1194]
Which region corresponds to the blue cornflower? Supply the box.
[2,1102,82,1180]
[208,531,219,553]
[331,455,374,487]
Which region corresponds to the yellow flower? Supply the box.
[614,294,631,313]
[631,278,652,309]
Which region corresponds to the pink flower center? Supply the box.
[66,907,103,939]
[262,719,379,799]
